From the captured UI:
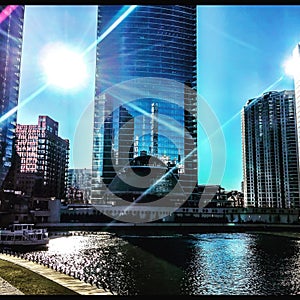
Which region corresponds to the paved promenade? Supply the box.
[0,253,113,295]
[0,276,24,295]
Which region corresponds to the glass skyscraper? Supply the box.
[0,5,25,189]
[91,5,197,206]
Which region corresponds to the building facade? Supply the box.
[91,5,197,206]
[15,115,69,199]
[292,43,300,179]
[67,168,92,204]
[0,5,25,188]
[242,90,300,208]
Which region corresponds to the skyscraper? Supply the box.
[292,43,300,176]
[0,5,25,188]
[91,5,197,207]
[242,90,300,208]
[15,116,69,199]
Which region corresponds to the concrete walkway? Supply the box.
[0,276,24,295]
[0,254,113,295]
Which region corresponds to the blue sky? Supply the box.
[17,5,300,191]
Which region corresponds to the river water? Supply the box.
[17,232,300,295]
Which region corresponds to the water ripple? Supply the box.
[6,231,300,295]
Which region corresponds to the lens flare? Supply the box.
[0,5,137,124]
[0,5,18,24]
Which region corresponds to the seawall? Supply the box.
[38,222,300,235]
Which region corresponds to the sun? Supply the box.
[283,55,300,78]
[40,42,88,91]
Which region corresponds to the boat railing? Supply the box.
[21,228,48,241]
[0,225,48,241]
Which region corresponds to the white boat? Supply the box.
[0,223,49,249]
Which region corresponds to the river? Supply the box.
[16,231,300,295]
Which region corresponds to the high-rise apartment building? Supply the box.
[15,116,69,199]
[0,5,25,188]
[242,90,300,208]
[292,43,300,177]
[91,5,197,205]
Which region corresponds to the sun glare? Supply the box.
[283,56,300,78]
[40,43,88,91]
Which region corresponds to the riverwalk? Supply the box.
[0,275,24,295]
[0,253,113,295]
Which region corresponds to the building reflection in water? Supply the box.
[182,233,300,295]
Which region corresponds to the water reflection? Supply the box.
[180,233,257,295]
[13,232,300,295]
[246,234,300,295]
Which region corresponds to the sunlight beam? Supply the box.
[199,74,284,146]
[82,5,137,57]
[0,5,137,125]
[0,85,48,124]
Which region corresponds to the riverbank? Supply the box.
[47,228,300,240]
[39,222,300,235]
[250,231,300,240]
[0,253,113,295]
[0,274,24,295]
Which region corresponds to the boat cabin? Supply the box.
[8,224,35,231]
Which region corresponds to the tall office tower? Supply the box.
[91,5,197,205]
[0,5,25,188]
[242,90,300,208]
[15,116,69,199]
